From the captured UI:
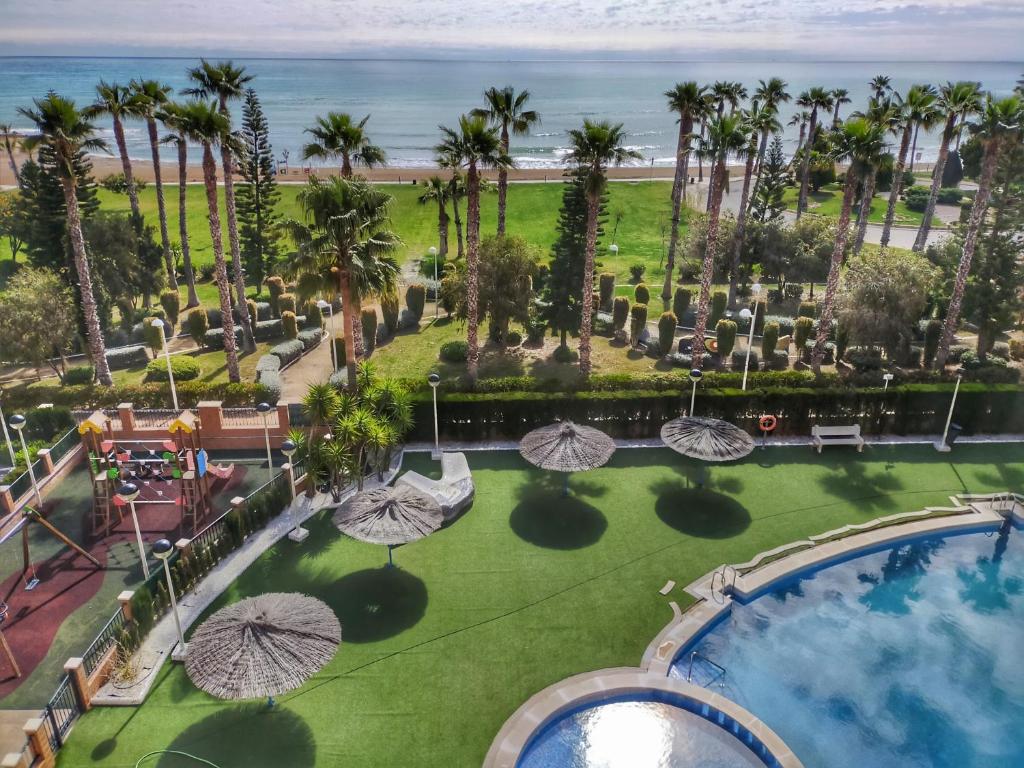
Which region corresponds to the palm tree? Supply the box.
[880,85,937,250]
[173,100,242,383]
[284,176,401,386]
[130,79,176,291]
[692,114,748,368]
[91,80,144,221]
[730,105,780,306]
[418,176,450,257]
[156,102,201,307]
[789,111,810,155]
[564,120,641,376]
[810,118,886,372]
[796,87,834,219]
[934,95,1024,369]
[831,88,851,126]
[869,75,893,100]
[185,60,256,352]
[912,81,983,252]
[435,115,510,380]
[302,113,386,178]
[662,81,709,301]
[471,86,537,236]
[705,82,748,211]
[851,97,898,254]
[749,78,790,198]
[18,94,114,385]
[0,124,21,185]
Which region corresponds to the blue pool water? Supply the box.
[672,523,1024,768]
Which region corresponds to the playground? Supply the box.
[0,413,274,709]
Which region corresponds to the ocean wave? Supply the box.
[533,132,560,137]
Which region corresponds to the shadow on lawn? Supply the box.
[509,485,608,550]
[322,567,428,643]
[652,481,751,539]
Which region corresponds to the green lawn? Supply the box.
[783,183,943,228]
[55,443,1024,767]
[107,343,275,387]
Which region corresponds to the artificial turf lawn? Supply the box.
[53,442,1024,767]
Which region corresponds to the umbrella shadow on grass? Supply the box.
[652,480,751,539]
[322,567,428,643]
[509,484,608,550]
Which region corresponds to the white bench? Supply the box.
[396,451,475,521]
[811,424,865,453]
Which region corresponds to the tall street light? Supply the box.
[256,402,275,484]
[428,373,441,460]
[688,369,703,416]
[150,318,178,411]
[738,282,761,391]
[429,246,439,319]
[935,369,963,453]
[0,388,16,470]
[317,300,336,371]
[117,482,150,579]
[9,415,41,506]
[153,538,187,661]
[281,439,309,542]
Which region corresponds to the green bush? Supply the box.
[752,299,767,335]
[553,344,577,363]
[612,296,630,332]
[924,319,942,366]
[710,291,727,326]
[1,380,273,411]
[846,346,884,372]
[253,319,284,342]
[731,350,758,370]
[440,340,468,363]
[246,299,258,329]
[634,283,650,305]
[761,322,779,358]
[526,314,547,345]
[506,330,523,347]
[361,308,378,355]
[142,317,165,356]
[794,316,814,349]
[716,319,738,359]
[937,187,962,205]
[798,301,817,319]
[836,323,850,362]
[265,276,285,317]
[904,185,930,212]
[297,329,322,351]
[203,327,242,350]
[382,292,400,335]
[270,339,304,367]
[278,293,296,316]
[673,287,691,320]
[160,290,180,325]
[282,311,298,340]
[333,337,347,368]
[63,365,94,386]
[106,345,150,370]
[658,312,677,356]
[629,264,646,283]
[298,301,322,330]
[1009,339,1024,362]
[406,284,426,320]
[629,304,648,348]
[768,350,790,370]
[145,355,201,382]
[255,354,280,379]
[784,283,803,301]
[598,273,615,311]
[187,308,210,346]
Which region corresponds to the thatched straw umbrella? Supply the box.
[333,485,443,567]
[519,420,616,496]
[185,592,340,707]
[660,416,754,486]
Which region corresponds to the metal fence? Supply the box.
[132,409,179,429]
[40,674,81,751]
[221,407,280,429]
[82,607,127,676]
[48,428,80,465]
[6,463,39,501]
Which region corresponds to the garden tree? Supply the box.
[788,110,810,155]
[0,193,27,264]
[302,112,386,178]
[435,115,511,380]
[870,75,893,99]
[831,88,851,126]
[750,137,789,223]
[186,60,256,353]
[565,120,641,376]
[156,102,200,307]
[838,249,937,362]
[129,79,176,291]
[174,100,242,383]
[0,268,77,380]
[913,81,983,252]
[91,81,143,222]
[284,176,401,386]
[417,176,450,257]
[881,84,938,251]
[662,81,709,301]
[692,114,748,367]
[18,94,114,385]
[795,87,834,218]
[84,211,164,321]
[236,88,281,289]
[935,95,1024,368]
[787,217,842,297]
[471,86,537,236]
[811,118,886,372]
[748,78,790,194]
[680,212,735,283]
[959,133,983,179]
[1,124,21,185]
[851,96,898,254]
[704,81,748,211]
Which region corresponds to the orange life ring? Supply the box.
[759,415,777,433]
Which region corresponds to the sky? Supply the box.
[2,0,1023,60]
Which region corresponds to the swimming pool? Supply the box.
[672,523,1024,767]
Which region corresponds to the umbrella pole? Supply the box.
[267,695,275,708]
[387,545,394,568]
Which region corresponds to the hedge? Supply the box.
[106,345,150,370]
[2,381,273,411]
[269,339,305,367]
[255,354,280,378]
[145,356,202,382]
[297,329,323,351]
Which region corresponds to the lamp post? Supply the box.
[737,283,761,391]
[428,373,441,460]
[256,402,275,484]
[935,370,963,453]
[281,439,308,542]
[428,246,439,319]
[9,415,41,506]
[117,482,150,579]
[153,538,187,661]
[150,318,178,411]
[317,300,336,371]
[688,369,703,416]
[0,389,16,470]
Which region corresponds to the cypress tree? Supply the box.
[750,136,788,224]
[236,88,281,289]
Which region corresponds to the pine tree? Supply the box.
[541,168,607,348]
[750,136,789,223]
[236,88,281,289]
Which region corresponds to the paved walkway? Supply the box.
[279,312,341,401]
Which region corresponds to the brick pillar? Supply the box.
[275,402,290,437]
[0,487,14,517]
[175,538,192,565]
[117,590,135,622]
[37,448,55,476]
[117,402,136,432]
[23,717,56,768]
[196,401,223,433]
[63,657,92,711]
[1,750,30,768]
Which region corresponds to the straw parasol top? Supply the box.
[660,416,755,463]
[519,421,616,474]
[333,485,443,546]
[185,592,341,700]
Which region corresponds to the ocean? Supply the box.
[0,58,1021,168]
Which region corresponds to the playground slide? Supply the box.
[206,463,235,480]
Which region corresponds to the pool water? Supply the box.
[517,693,767,768]
[672,523,1024,767]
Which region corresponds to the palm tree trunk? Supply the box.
[692,159,726,369]
[880,124,913,251]
[909,124,920,172]
[579,190,600,377]
[200,144,241,383]
[749,129,770,204]
[796,123,807,155]
[697,120,706,182]
[729,147,757,307]
[221,147,256,352]
[60,178,113,386]
[3,135,20,186]
[437,201,449,257]
[913,116,956,252]
[497,125,509,236]
[146,117,177,291]
[832,102,841,127]
[934,142,999,370]
[176,137,200,308]
[466,162,481,380]
[338,268,359,385]
[112,115,141,222]
[811,169,858,372]
[341,153,352,178]
[451,186,465,259]
[351,291,364,359]
[853,167,876,254]
[797,110,819,219]
[662,117,691,302]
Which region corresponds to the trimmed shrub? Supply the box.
[265,276,285,317]
[398,309,418,330]
[187,308,210,346]
[526,315,547,345]
[732,350,758,370]
[253,319,284,342]
[299,301,323,330]
[668,353,692,368]
[1009,339,1024,362]
[333,337,347,368]
[159,290,180,325]
[634,283,650,305]
[923,319,942,367]
[901,346,924,368]
[204,327,242,350]
[205,308,222,329]
[805,340,836,365]
[245,299,258,329]
[947,344,971,364]
[784,283,803,301]
[553,344,577,363]
[599,273,615,310]
[768,350,790,370]
[361,308,378,355]
[658,312,677,356]
[381,292,400,335]
[278,293,296,316]
[836,323,850,362]
[937,187,962,205]
[440,340,468,363]
[798,301,817,319]
[406,284,426,320]
[506,330,523,347]
[904,185,930,212]
[763,315,795,337]
[716,319,737,358]
[63,365,94,386]
[846,346,884,372]
[629,304,648,348]
[255,301,272,321]
[673,287,692,320]
[991,341,1010,361]
[612,296,630,333]
[145,355,201,382]
[106,345,149,371]
[794,316,814,350]
[297,329,322,351]
[142,317,165,356]
[752,299,767,335]
[282,311,298,340]
[710,291,727,326]
[269,339,304,367]
[762,322,779,358]
[259,370,282,403]
[255,354,280,380]
[629,264,646,283]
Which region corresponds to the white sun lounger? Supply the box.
[396,451,475,521]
